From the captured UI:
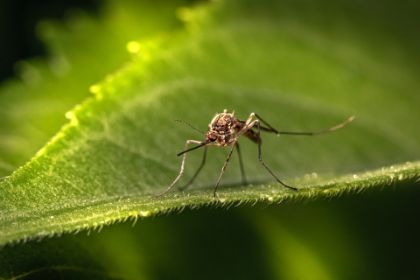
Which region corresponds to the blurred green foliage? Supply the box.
[1,0,420,279]
[0,0,188,176]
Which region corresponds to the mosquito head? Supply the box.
[207,110,243,146]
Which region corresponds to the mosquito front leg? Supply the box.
[179,146,208,190]
[157,139,203,196]
[249,120,297,191]
[214,143,236,198]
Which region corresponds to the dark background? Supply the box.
[0,0,101,82]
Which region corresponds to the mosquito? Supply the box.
[158,110,355,198]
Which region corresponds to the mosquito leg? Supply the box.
[253,113,280,134]
[235,142,247,185]
[179,146,207,190]
[214,144,236,198]
[156,139,203,196]
[254,113,355,136]
[253,120,297,191]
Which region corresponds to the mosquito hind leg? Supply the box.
[252,120,297,191]
[254,113,355,136]
[253,113,280,134]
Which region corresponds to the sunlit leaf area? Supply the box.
[0,0,419,279]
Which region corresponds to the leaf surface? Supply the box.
[1,0,420,247]
[0,0,186,176]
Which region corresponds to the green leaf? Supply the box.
[0,0,186,176]
[2,191,420,279]
[1,0,420,249]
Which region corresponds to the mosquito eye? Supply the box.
[207,133,217,141]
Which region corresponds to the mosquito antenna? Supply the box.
[174,120,204,135]
[260,115,355,136]
[177,142,208,156]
